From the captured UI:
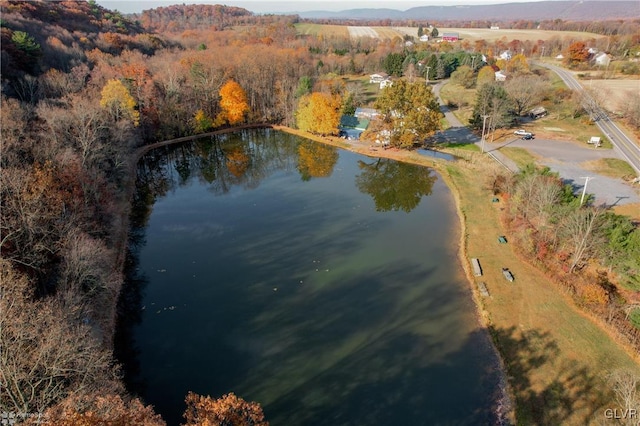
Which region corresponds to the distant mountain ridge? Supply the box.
[298,1,639,21]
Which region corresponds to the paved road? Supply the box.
[537,62,640,175]
[497,137,640,207]
[431,81,639,206]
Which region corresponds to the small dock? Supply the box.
[471,258,482,276]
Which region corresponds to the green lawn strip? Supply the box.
[580,157,638,179]
[499,146,539,169]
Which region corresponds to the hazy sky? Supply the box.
[97,0,548,14]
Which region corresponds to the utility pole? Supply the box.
[541,46,545,58]
[580,176,594,206]
[425,66,431,85]
[471,56,476,70]
[481,114,489,153]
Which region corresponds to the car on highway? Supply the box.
[514,129,533,136]
[521,133,534,140]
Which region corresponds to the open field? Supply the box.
[295,23,348,37]
[298,23,608,44]
[394,27,607,43]
[578,78,639,114]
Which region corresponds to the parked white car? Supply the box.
[514,129,533,136]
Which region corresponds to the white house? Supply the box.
[495,71,507,81]
[499,50,512,61]
[380,79,393,89]
[594,53,612,66]
[369,72,389,84]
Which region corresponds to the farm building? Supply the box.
[594,53,612,66]
[441,32,459,42]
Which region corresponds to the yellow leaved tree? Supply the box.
[193,109,214,134]
[99,79,140,126]
[218,79,249,125]
[295,92,341,136]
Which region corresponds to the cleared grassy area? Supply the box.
[612,202,640,223]
[370,27,404,41]
[337,74,380,106]
[438,82,475,125]
[444,159,640,425]
[499,146,539,169]
[391,27,605,43]
[580,157,638,179]
[295,23,348,37]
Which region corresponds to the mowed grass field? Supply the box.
[392,27,607,43]
[296,23,404,40]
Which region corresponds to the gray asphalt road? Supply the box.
[492,137,640,207]
[537,62,640,175]
[432,81,639,206]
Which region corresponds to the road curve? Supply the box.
[536,62,640,175]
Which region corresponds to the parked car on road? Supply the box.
[521,134,534,140]
[514,129,533,136]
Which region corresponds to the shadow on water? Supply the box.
[115,129,610,426]
[252,264,505,426]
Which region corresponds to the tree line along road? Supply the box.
[537,62,640,176]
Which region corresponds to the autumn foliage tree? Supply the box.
[295,92,341,136]
[0,260,120,414]
[193,109,215,133]
[373,79,442,148]
[36,393,165,426]
[183,392,269,426]
[564,41,590,67]
[219,79,249,125]
[100,78,140,126]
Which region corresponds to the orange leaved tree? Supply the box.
[183,392,268,426]
[219,79,249,125]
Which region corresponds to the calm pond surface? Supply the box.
[117,128,502,425]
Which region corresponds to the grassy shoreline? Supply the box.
[274,125,640,424]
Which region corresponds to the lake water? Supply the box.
[117,128,502,425]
